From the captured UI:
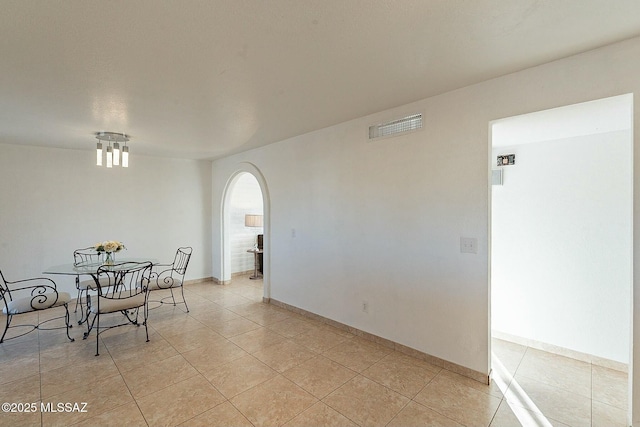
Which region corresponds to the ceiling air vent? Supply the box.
[369,113,423,140]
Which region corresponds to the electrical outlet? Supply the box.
[460,237,478,254]
[362,300,369,313]
[291,228,296,238]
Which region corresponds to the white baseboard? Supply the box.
[492,330,628,373]
[270,298,490,385]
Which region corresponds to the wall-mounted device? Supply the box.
[497,154,515,166]
[492,169,503,186]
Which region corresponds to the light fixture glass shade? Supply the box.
[106,145,113,168]
[245,214,263,227]
[113,142,120,166]
[122,145,129,167]
[95,132,129,168]
[96,142,103,166]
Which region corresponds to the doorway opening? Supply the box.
[227,173,264,278]
[221,163,270,300]
[489,94,633,424]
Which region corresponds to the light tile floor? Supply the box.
[0,276,628,426]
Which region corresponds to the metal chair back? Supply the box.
[172,247,192,276]
[73,247,101,266]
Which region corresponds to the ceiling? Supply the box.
[492,94,633,148]
[2,1,640,161]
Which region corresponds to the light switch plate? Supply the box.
[492,169,503,185]
[460,237,478,254]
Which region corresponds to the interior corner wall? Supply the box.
[0,143,213,296]
[210,36,640,421]
[491,131,632,363]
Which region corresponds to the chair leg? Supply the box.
[95,313,100,356]
[80,292,92,326]
[77,289,88,325]
[123,307,140,325]
[74,278,81,314]
[144,306,149,343]
[180,286,189,313]
[169,288,177,306]
[0,314,11,343]
[83,308,96,340]
[63,304,75,343]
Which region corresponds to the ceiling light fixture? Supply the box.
[95,132,130,168]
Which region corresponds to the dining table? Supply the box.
[43,258,158,328]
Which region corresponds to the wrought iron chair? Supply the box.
[73,247,105,324]
[0,270,74,343]
[73,246,101,266]
[148,247,193,312]
[83,261,152,356]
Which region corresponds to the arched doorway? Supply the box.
[220,163,270,299]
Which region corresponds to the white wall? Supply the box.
[228,173,263,274]
[0,143,212,297]
[212,38,640,423]
[213,95,491,374]
[492,130,632,363]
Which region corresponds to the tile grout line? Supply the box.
[102,333,151,427]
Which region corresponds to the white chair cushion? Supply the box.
[90,290,146,314]
[3,292,71,315]
[78,277,111,290]
[148,278,183,291]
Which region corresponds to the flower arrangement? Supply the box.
[94,240,126,254]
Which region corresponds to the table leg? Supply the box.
[250,252,260,280]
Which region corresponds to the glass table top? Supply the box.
[44,258,158,275]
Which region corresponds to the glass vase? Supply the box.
[105,252,114,265]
